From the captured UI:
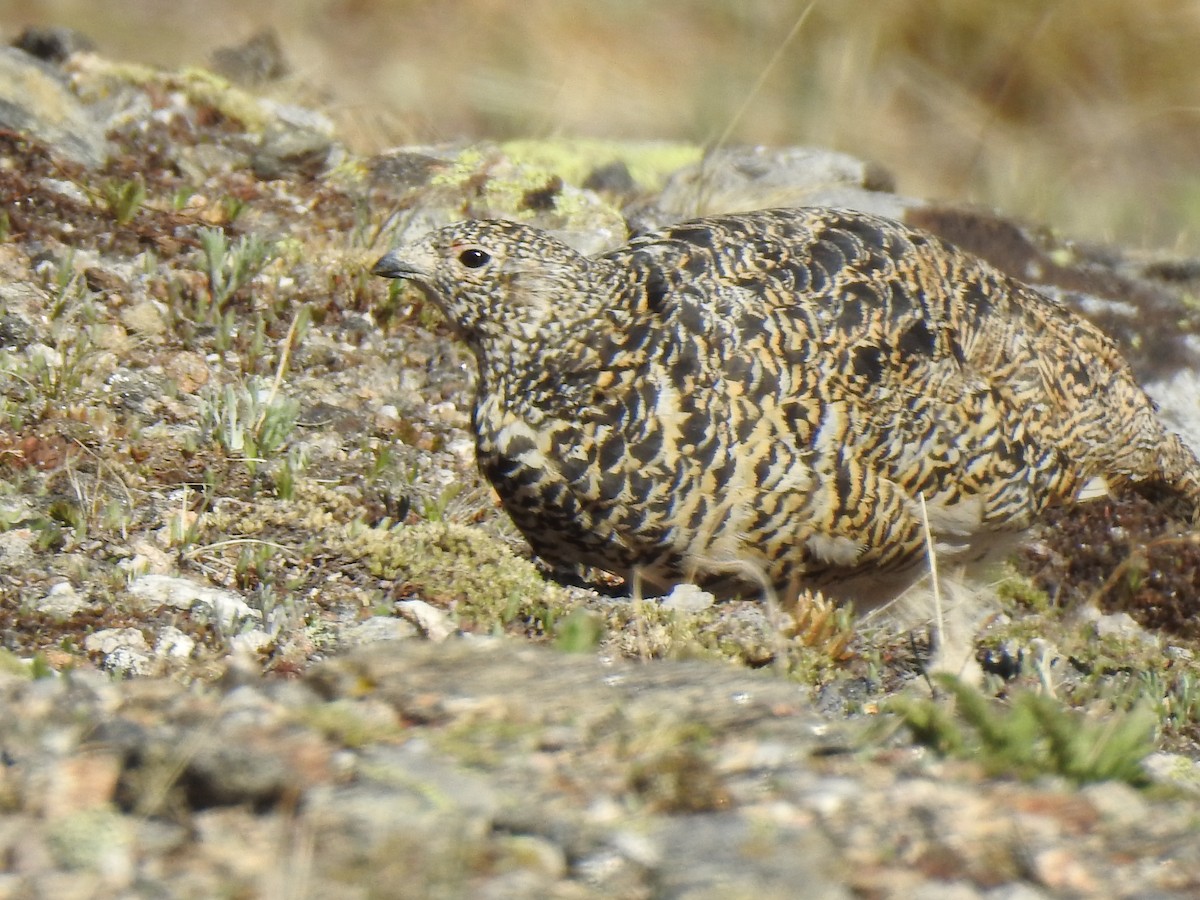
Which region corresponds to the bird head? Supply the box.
[372,219,601,352]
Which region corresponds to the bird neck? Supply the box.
[474,290,649,424]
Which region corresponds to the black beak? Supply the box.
[371,252,415,279]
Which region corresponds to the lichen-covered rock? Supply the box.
[0,46,108,167]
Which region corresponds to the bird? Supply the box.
[371,207,1200,608]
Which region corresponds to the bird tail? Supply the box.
[1160,432,1200,525]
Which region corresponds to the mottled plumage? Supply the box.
[372,208,1200,605]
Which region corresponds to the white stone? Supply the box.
[84,627,149,655]
[102,647,153,678]
[660,582,716,612]
[155,626,196,660]
[230,629,273,655]
[396,599,456,642]
[34,582,89,618]
[128,574,261,631]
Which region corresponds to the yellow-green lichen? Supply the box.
[424,144,626,235]
[69,56,271,131]
[500,138,702,191]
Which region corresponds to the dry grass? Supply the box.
[7,0,1200,245]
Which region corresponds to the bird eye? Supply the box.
[458,248,491,268]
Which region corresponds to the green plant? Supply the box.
[419,482,464,522]
[28,331,95,403]
[199,377,300,466]
[171,185,197,211]
[101,176,147,225]
[235,541,278,589]
[553,607,605,652]
[893,674,1156,786]
[197,226,277,318]
[44,251,86,320]
[220,195,246,223]
[0,260,104,413]
[272,445,308,500]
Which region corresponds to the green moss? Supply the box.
[995,564,1052,612]
[421,144,628,235]
[606,599,727,663]
[174,67,271,129]
[346,519,562,615]
[205,482,575,636]
[553,606,605,652]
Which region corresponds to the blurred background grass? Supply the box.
[5,0,1200,250]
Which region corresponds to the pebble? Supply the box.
[101,647,152,678]
[660,582,716,612]
[229,630,273,655]
[396,599,456,642]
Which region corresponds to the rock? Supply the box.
[83,628,151,677]
[653,813,850,899]
[1143,752,1200,793]
[117,299,168,337]
[164,351,210,394]
[1146,368,1200,454]
[127,575,261,632]
[251,102,338,179]
[44,807,133,884]
[116,540,173,578]
[370,143,629,255]
[154,627,196,660]
[1080,781,1149,830]
[210,30,290,86]
[647,145,912,227]
[1077,606,1161,647]
[12,26,96,64]
[229,630,273,655]
[34,583,88,619]
[342,616,419,648]
[0,529,36,571]
[660,583,715,612]
[0,311,36,350]
[83,628,148,656]
[0,47,108,167]
[395,599,456,642]
[40,752,122,818]
[28,343,63,369]
[38,177,90,205]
